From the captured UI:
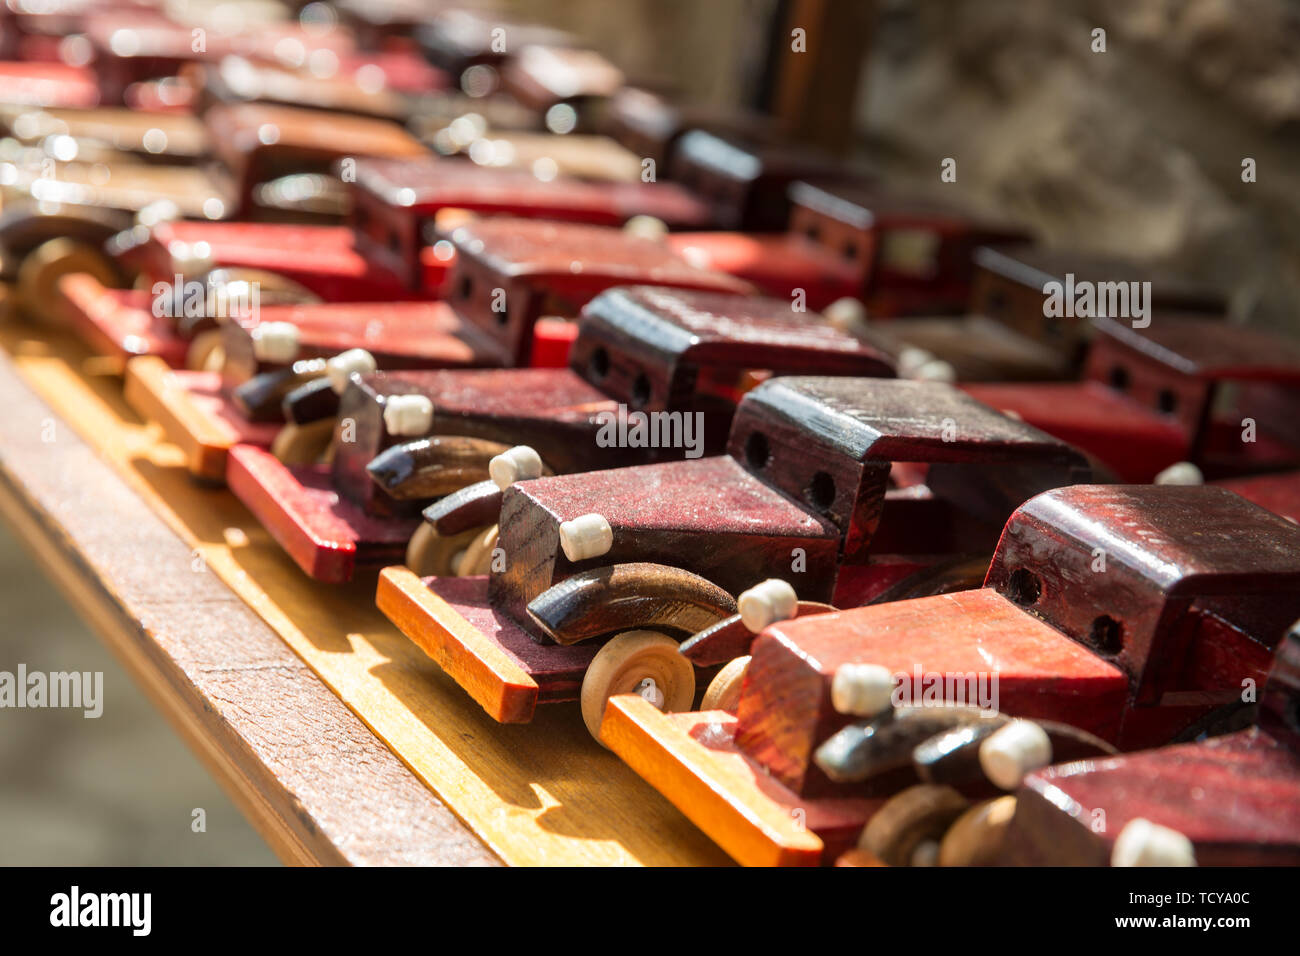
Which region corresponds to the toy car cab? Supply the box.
[376,375,1087,732]
[665,182,1030,315]
[965,315,1300,481]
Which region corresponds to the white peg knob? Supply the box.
[326,348,377,394]
[911,358,957,383]
[737,579,798,632]
[979,719,1053,790]
[830,663,895,717]
[1154,461,1203,486]
[489,445,543,489]
[251,322,299,363]
[896,346,935,377]
[823,297,867,333]
[1112,818,1197,867]
[623,215,668,241]
[382,394,434,437]
[558,513,613,562]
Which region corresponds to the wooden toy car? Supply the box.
[665,182,1030,315]
[500,45,624,134]
[964,316,1300,481]
[668,131,849,232]
[376,376,1088,733]
[202,102,427,221]
[234,277,897,583]
[599,483,1300,864]
[346,155,715,291]
[604,86,776,173]
[121,217,747,481]
[967,246,1225,368]
[999,617,1300,866]
[414,8,573,99]
[83,8,354,105]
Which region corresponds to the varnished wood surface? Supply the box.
[0,317,732,867]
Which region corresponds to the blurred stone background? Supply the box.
[4,0,1299,865]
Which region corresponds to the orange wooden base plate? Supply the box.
[124,356,280,481]
[600,695,880,866]
[375,568,600,724]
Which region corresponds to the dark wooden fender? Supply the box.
[367,435,512,499]
[526,562,737,646]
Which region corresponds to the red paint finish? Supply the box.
[965,316,1300,481]
[737,589,1129,796]
[1217,470,1300,524]
[228,444,417,583]
[56,273,189,368]
[664,232,862,311]
[0,61,101,107]
[120,221,417,303]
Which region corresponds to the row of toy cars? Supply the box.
[3,1,1299,867]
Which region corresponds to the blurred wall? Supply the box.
[857,0,1300,335]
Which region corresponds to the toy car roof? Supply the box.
[1009,484,1300,595]
[672,130,843,184]
[575,286,896,379]
[446,218,752,292]
[789,181,1026,236]
[1096,316,1300,383]
[350,156,710,226]
[737,377,1087,465]
[504,45,624,101]
[206,103,426,160]
[973,245,1224,311]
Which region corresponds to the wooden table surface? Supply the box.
[0,309,731,867]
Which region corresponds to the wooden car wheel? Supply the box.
[860,784,970,867]
[405,523,486,578]
[270,418,337,465]
[185,329,226,371]
[580,630,695,744]
[15,238,119,324]
[700,655,750,713]
[454,524,499,576]
[937,795,1018,867]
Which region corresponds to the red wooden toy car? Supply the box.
[376,376,1088,733]
[665,182,1030,315]
[965,316,1300,482]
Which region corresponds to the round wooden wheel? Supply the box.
[580,630,695,743]
[270,418,337,465]
[15,238,119,324]
[937,795,1018,867]
[700,655,750,713]
[860,784,970,867]
[185,329,226,371]
[405,523,485,578]
[454,524,499,576]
